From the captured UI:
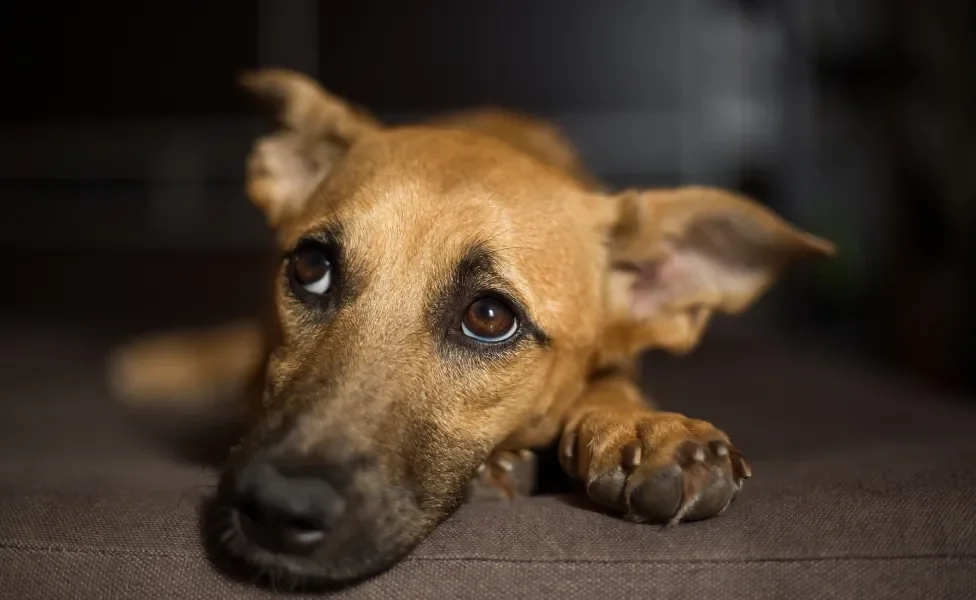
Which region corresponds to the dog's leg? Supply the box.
[107,320,266,412]
[558,376,751,524]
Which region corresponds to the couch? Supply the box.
[1,321,974,599]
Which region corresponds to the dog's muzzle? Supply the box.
[220,453,347,557]
[204,435,433,590]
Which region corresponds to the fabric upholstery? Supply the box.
[1,328,974,599]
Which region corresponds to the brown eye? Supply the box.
[461,297,518,343]
[291,246,332,295]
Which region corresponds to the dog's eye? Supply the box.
[291,245,332,295]
[461,297,518,343]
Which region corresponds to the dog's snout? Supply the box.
[227,456,346,556]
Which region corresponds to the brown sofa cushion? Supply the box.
[1,329,974,599]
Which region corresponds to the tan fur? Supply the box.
[109,69,834,585]
[108,320,265,407]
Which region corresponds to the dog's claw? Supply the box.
[622,441,642,472]
[559,431,578,474]
[709,440,729,457]
[732,454,752,480]
[464,449,537,503]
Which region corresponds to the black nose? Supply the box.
[227,456,346,556]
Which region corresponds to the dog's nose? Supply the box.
[228,456,346,555]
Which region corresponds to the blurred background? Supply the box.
[2,0,974,393]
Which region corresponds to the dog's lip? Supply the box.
[213,505,321,572]
[207,503,395,590]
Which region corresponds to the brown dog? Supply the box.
[109,69,834,588]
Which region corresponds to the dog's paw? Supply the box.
[560,410,750,524]
[464,450,537,503]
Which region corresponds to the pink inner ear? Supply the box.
[629,255,684,319]
[627,242,776,321]
[615,205,829,324]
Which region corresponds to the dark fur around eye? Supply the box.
[430,244,549,361]
[282,225,363,312]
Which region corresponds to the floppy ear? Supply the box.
[603,186,836,355]
[240,69,381,228]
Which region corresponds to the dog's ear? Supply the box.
[240,69,381,228]
[602,186,835,355]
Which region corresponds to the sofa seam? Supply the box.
[0,542,974,565]
[411,554,976,566]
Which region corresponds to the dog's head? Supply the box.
[211,69,834,586]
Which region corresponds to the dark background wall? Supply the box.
[1,1,974,391]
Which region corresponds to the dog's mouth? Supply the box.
[203,500,411,592]
[200,422,479,590]
[200,451,448,592]
[205,502,324,591]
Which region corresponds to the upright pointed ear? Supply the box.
[240,69,382,229]
[603,186,836,355]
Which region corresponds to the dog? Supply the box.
[108,69,835,589]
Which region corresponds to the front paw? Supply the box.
[464,450,537,503]
[560,410,750,524]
